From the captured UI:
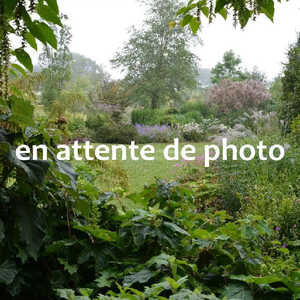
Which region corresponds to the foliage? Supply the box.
[177,0,285,31]
[216,136,300,217]
[290,114,300,146]
[131,108,164,126]
[86,113,138,144]
[211,51,265,84]
[39,14,72,106]
[52,180,299,300]
[211,50,243,84]
[111,0,199,109]
[207,79,270,115]
[280,33,300,132]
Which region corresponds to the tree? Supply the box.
[111,0,199,109]
[71,52,110,102]
[211,50,243,84]
[280,33,300,131]
[39,14,72,105]
[177,0,286,32]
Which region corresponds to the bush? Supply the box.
[68,117,88,139]
[131,108,163,125]
[216,136,300,225]
[179,100,214,118]
[207,79,270,115]
[86,113,138,144]
[179,122,205,141]
[290,114,300,145]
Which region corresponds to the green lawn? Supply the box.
[117,143,205,192]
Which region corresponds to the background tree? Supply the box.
[211,50,266,84]
[211,50,243,83]
[71,52,110,103]
[111,0,199,109]
[39,15,72,105]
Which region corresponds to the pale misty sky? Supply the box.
[55,0,300,81]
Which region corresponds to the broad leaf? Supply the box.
[0,260,18,285]
[123,269,156,287]
[74,224,118,242]
[13,48,33,72]
[24,32,38,50]
[221,283,253,300]
[37,3,62,26]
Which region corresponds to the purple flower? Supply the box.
[293,224,297,229]
[275,226,280,231]
[282,243,287,248]
[175,163,180,167]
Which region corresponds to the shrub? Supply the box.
[180,100,214,118]
[68,117,88,139]
[179,122,204,141]
[86,113,138,144]
[131,108,163,125]
[216,136,300,219]
[206,79,270,114]
[290,114,300,145]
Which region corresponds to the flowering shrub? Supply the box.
[179,122,204,141]
[135,124,180,143]
[207,79,270,114]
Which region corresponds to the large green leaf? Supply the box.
[45,0,59,14]
[9,96,34,128]
[13,48,33,72]
[0,260,18,285]
[221,284,253,300]
[215,0,231,13]
[37,3,62,26]
[8,149,50,185]
[16,202,44,260]
[3,0,18,16]
[26,21,57,49]
[24,32,38,50]
[73,224,118,242]
[189,17,201,35]
[54,160,78,189]
[123,269,156,287]
[37,22,58,49]
[259,0,275,21]
[164,221,190,236]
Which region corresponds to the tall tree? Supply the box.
[211,50,243,84]
[211,50,266,84]
[39,14,72,105]
[111,0,199,109]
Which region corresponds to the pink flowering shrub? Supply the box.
[206,79,270,114]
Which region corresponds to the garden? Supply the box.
[0,0,299,299]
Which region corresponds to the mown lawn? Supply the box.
[117,143,205,192]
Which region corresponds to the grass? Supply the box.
[117,143,205,192]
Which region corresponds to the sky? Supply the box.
[54,0,300,81]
